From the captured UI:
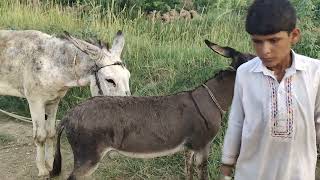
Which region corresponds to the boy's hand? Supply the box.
[219,175,232,180]
[219,164,234,180]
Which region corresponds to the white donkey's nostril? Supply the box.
[126,91,131,96]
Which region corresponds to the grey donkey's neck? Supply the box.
[191,69,236,111]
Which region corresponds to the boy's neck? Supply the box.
[268,52,292,82]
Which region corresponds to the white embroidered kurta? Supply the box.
[221,51,320,180]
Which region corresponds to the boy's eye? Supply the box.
[270,38,280,44]
[252,39,262,44]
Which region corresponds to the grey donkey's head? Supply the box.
[64,31,131,96]
[205,39,256,69]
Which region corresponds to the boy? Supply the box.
[220,0,320,179]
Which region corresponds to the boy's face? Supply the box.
[250,28,300,69]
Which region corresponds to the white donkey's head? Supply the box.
[64,31,131,96]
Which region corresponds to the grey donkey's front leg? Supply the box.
[185,150,194,180]
[44,98,61,171]
[194,144,211,180]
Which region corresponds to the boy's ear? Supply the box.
[291,28,300,45]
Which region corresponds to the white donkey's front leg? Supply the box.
[44,99,60,171]
[28,99,48,177]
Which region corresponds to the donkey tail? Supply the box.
[50,119,66,177]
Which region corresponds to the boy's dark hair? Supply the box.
[246,0,297,35]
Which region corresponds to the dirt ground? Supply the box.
[1,115,320,180]
[0,116,73,180]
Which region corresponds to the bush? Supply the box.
[50,0,215,13]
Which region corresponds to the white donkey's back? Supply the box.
[0,30,62,97]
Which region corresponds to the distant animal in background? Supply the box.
[50,40,255,180]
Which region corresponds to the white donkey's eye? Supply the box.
[105,78,116,87]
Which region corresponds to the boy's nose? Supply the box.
[261,42,272,56]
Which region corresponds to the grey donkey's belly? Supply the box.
[103,141,187,159]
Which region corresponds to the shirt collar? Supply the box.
[251,50,306,74]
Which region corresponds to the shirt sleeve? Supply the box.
[314,77,320,145]
[221,70,245,165]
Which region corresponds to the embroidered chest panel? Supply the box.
[267,76,294,138]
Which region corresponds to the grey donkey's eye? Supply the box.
[105,79,116,87]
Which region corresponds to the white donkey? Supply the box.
[0,30,131,177]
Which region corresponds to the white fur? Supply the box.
[0,30,131,177]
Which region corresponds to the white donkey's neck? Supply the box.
[62,42,96,87]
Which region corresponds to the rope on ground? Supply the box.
[0,109,60,124]
[0,143,32,150]
[0,109,32,124]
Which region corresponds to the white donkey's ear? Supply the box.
[110,30,125,57]
[63,31,102,59]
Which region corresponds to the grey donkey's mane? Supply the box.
[213,68,236,80]
[170,68,236,96]
[189,68,236,93]
[159,68,236,97]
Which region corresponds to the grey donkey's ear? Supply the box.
[63,31,102,59]
[110,30,125,57]
[204,39,239,58]
[205,39,255,70]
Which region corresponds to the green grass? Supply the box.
[0,0,319,179]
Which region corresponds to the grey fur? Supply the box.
[51,40,255,180]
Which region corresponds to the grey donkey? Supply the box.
[50,40,255,180]
[0,30,131,177]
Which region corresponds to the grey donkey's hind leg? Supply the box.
[185,150,194,180]
[194,143,211,180]
[68,152,101,180]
